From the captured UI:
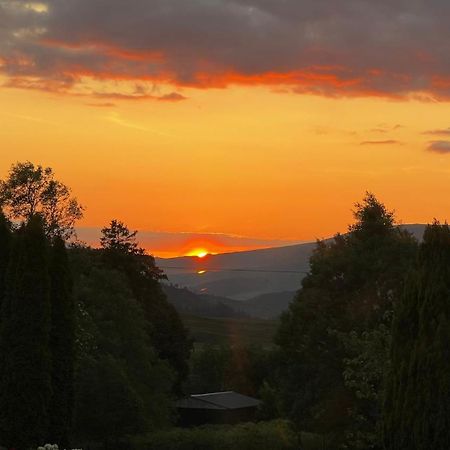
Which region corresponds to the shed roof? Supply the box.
[176,391,261,410]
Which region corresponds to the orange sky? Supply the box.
[1,81,450,257]
[2,2,450,257]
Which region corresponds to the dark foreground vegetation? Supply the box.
[0,161,449,450]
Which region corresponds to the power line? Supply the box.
[158,266,309,275]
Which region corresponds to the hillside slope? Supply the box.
[157,224,426,300]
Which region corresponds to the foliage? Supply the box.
[339,320,391,449]
[184,343,282,420]
[384,221,450,450]
[100,219,165,281]
[48,237,75,447]
[70,252,174,444]
[0,161,83,239]
[0,216,52,449]
[129,420,300,450]
[276,193,417,446]
[0,211,11,308]
[0,165,191,448]
[100,220,191,393]
[185,345,231,394]
[101,219,144,256]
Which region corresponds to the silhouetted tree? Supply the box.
[0,161,83,239]
[100,219,143,255]
[0,211,11,309]
[0,216,52,449]
[48,237,75,447]
[384,221,450,450]
[276,193,417,447]
[100,220,192,393]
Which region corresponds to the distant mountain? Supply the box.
[239,291,297,319]
[163,284,296,320]
[398,224,427,241]
[157,242,314,300]
[162,284,246,318]
[157,224,426,300]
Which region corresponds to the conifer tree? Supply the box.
[100,219,191,393]
[384,221,450,450]
[48,236,75,447]
[0,216,52,449]
[0,211,11,307]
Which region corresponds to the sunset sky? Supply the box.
[1,1,450,257]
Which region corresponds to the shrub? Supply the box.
[130,420,300,450]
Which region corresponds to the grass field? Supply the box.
[181,314,279,347]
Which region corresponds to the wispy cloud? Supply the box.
[360,139,400,145]
[427,140,450,154]
[105,111,171,136]
[86,102,116,107]
[92,91,187,102]
[0,111,57,125]
[423,127,450,136]
[370,124,403,133]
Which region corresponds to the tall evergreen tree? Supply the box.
[0,211,11,307]
[384,221,450,450]
[48,236,75,447]
[0,216,52,449]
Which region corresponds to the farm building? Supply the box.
[176,391,261,427]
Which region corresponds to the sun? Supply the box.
[187,248,209,258]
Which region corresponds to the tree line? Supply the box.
[274,194,450,449]
[0,162,192,449]
[0,161,448,450]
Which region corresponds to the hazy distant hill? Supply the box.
[163,284,296,319]
[162,284,245,318]
[238,291,297,319]
[157,224,426,300]
[157,242,314,300]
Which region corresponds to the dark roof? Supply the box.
[176,391,261,410]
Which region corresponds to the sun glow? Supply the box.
[187,248,209,258]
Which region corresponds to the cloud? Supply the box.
[91,91,187,101]
[371,124,403,133]
[86,102,116,107]
[360,140,400,145]
[427,140,450,154]
[2,1,450,99]
[158,92,187,102]
[423,127,450,136]
[104,111,173,136]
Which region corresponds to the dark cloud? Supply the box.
[360,140,400,145]
[423,128,450,136]
[91,91,187,101]
[427,141,450,154]
[2,1,450,99]
[157,92,187,102]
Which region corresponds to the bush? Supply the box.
[130,420,300,450]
